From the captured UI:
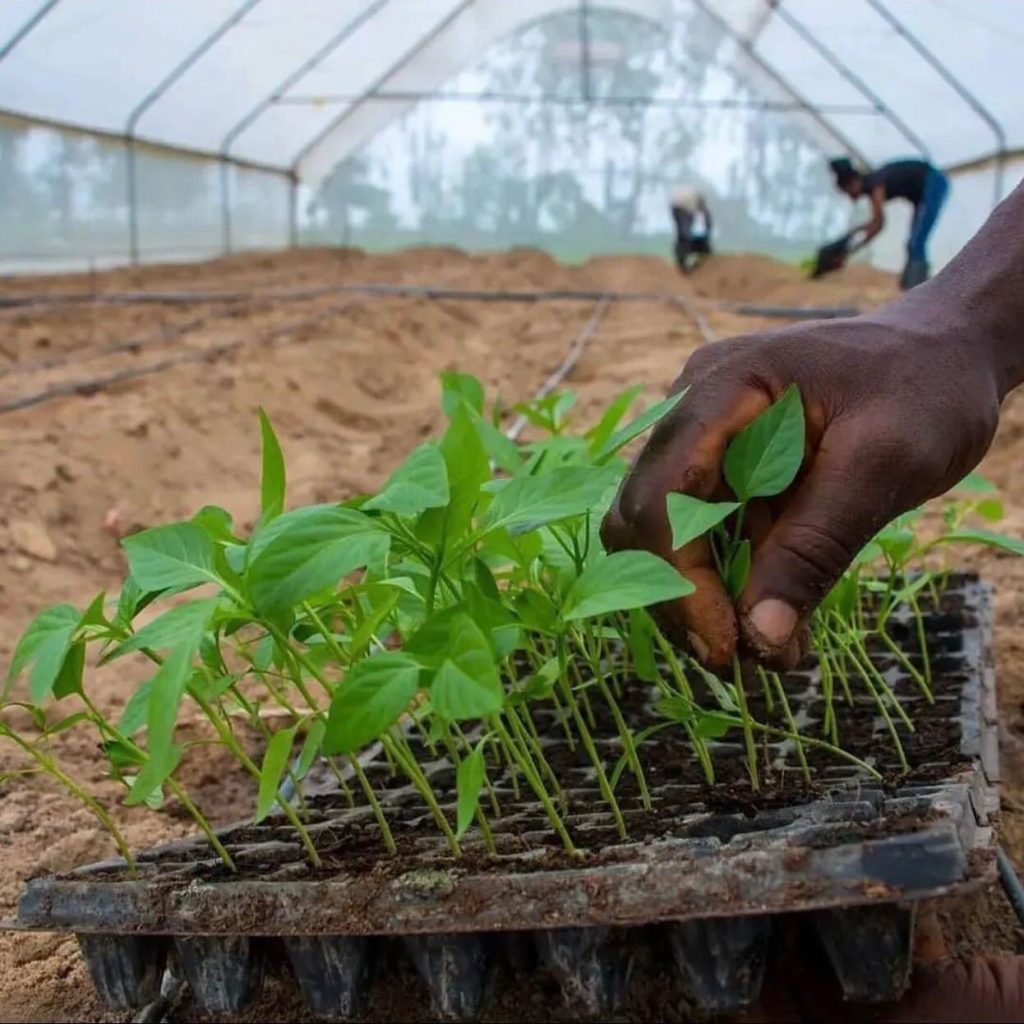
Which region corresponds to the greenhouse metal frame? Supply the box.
[0,0,1019,269]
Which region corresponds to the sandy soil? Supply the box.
[0,247,1021,1022]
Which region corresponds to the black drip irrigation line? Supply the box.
[0,316,207,380]
[0,283,347,315]
[0,301,354,417]
[0,279,864,318]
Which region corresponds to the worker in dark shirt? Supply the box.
[829,156,950,290]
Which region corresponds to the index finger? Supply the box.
[604,377,771,669]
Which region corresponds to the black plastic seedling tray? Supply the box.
[11,574,999,1020]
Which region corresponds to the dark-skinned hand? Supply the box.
[601,309,1000,672]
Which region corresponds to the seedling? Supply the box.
[3,374,1021,875]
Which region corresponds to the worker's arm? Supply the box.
[850,183,886,250]
[601,178,1024,670]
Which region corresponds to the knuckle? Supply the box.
[775,521,858,594]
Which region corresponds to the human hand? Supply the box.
[601,311,1000,670]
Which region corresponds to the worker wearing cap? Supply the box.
[670,185,713,274]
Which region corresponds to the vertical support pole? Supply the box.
[579,0,591,103]
[288,174,299,248]
[220,159,232,254]
[126,139,140,265]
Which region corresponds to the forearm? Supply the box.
[879,180,1024,399]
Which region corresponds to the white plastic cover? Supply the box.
[1,0,1021,270]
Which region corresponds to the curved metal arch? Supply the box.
[766,0,931,160]
[294,0,871,187]
[0,0,60,64]
[125,0,268,263]
[864,0,1007,206]
[691,0,868,165]
[218,0,394,252]
[290,0,479,178]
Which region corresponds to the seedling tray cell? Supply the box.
[11,575,999,1019]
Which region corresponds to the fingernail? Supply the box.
[748,599,798,648]
[686,630,711,663]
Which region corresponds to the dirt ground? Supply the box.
[0,247,1022,1022]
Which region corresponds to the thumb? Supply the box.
[738,430,896,663]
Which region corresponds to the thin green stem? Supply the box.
[78,693,235,870]
[492,715,578,857]
[2,728,137,874]
[762,668,810,785]
[653,633,714,784]
[557,641,626,837]
[732,655,760,792]
[383,733,461,856]
[576,630,651,811]
[346,753,396,854]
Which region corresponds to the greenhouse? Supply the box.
[0,0,1019,272]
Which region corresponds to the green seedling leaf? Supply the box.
[726,540,751,598]
[52,642,85,700]
[509,657,560,704]
[430,615,503,721]
[483,464,619,536]
[627,608,658,683]
[102,738,145,771]
[694,710,742,739]
[655,692,695,724]
[364,443,450,517]
[126,746,181,807]
[472,411,522,475]
[821,571,859,621]
[593,390,687,464]
[563,550,694,621]
[123,523,220,593]
[323,652,421,755]
[610,721,674,789]
[119,678,153,736]
[80,591,110,629]
[192,505,242,545]
[295,718,326,780]
[954,470,997,494]
[348,591,400,660]
[586,385,644,454]
[258,408,286,522]
[189,670,239,704]
[7,603,80,702]
[513,589,558,633]
[247,507,389,616]
[935,528,1024,556]
[441,371,485,417]
[456,742,488,838]
[976,498,1005,523]
[125,645,191,805]
[104,597,219,662]
[724,384,805,500]
[420,403,489,544]
[255,724,297,823]
[114,577,143,630]
[666,493,740,550]
[688,658,739,713]
[43,710,91,737]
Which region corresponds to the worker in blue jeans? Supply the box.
[830,156,950,289]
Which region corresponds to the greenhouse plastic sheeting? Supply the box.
[0,0,1021,271]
